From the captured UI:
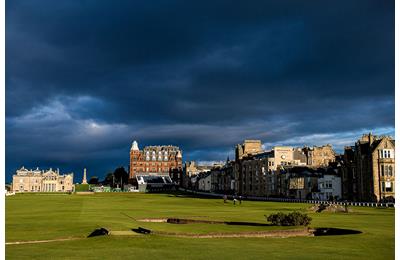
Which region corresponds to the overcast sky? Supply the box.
[5,1,394,182]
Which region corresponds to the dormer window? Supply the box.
[380,149,394,159]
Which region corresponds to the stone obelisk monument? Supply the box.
[82,168,88,184]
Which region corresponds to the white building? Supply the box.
[312,175,342,201]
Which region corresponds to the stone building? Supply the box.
[197,172,212,191]
[235,140,263,161]
[233,143,308,197]
[267,146,307,170]
[182,161,214,189]
[353,133,395,202]
[129,141,183,183]
[211,162,235,194]
[340,146,358,201]
[239,154,270,197]
[303,145,336,168]
[278,166,320,200]
[12,167,74,192]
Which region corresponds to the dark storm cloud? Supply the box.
[5,0,394,181]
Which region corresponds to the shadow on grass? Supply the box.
[88,228,109,238]
[132,227,151,234]
[164,191,223,200]
[313,228,362,236]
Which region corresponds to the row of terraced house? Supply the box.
[184,133,395,203]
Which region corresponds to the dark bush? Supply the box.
[266,211,312,226]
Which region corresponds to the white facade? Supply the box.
[312,175,342,201]
[12,167,74,193]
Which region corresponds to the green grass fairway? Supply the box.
[6,192,394,259]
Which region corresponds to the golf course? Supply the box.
[5,192,394,259]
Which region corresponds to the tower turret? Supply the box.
[131,140,139,151]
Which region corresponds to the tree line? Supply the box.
[87,167,129,188]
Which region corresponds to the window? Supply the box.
[388,166,393,176]
[381,165,385,176]
[381,149,394,159]
[385,182,392,192]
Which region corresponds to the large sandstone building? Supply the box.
[235,140,263,160]
[353,134,395,202]
[302,145,336,168]
[194,135,394,203]
[129,140,183,182]
[12,167,74,192]
[233,140,309,196]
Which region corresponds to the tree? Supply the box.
[113,167,128,188]
[88,176,99,185]
[102,173,114,185]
